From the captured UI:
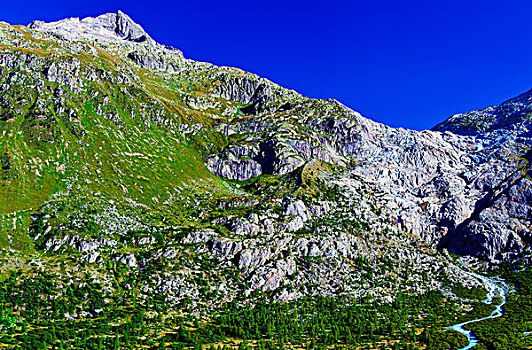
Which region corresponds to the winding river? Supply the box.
[447,270,510,350]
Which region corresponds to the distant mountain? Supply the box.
[433,88,532,135]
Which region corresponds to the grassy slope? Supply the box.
[0,23,234,250]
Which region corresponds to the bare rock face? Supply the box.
[440,175,532,261]
[206,148,263,181]
[29,11,152,45]
[203,76,532,262]
[114,10,149,42]
[27,10,184,64]
[127,51,167,71]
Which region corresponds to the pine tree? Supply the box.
[113,336,120,350]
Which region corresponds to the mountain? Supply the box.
[0,11,531,350]
[432,93,532,261]
[433,89,532,136]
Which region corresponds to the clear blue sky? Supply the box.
[3,0,532,130]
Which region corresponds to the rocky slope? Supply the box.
[432,94,532,262]
[0,10,530,321]
[433,89,532,136]
[206,84,532,264]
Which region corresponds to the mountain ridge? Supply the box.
[0,11,532,349]
[28,10,157,46]
[1,9,530,273]
[433,87,532,135]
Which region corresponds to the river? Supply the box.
[447,269,509,350]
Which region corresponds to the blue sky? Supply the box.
[3,0,532,130]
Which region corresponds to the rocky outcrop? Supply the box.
[114,10,149,42]
[45,58,81,90]
[174,173,473,299]
[127,51,168,71]
[203,86,532,262]
[206,147,263,181]
[29,11,153,45]
[210,72,300,115]
[213,75,263,105]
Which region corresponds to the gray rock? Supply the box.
[29,11,152,45]
[128,51,167,71]
[235,248,272,270]
[209,238,243,259]
[119,254,137,267]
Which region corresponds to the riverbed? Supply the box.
[447,269,509,350]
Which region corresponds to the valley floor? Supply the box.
[1,254,531,350]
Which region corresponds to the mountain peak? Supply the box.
[28,11,154,45]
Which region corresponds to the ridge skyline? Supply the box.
[3,0,532,131]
